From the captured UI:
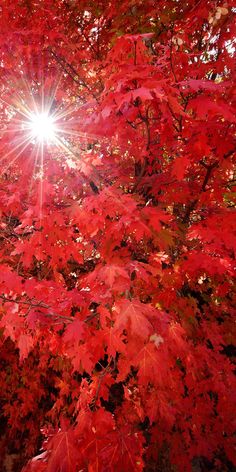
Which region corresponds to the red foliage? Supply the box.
[0,1,235,471]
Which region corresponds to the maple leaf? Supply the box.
[102,425,144,471]
[100,326,126,357]
[17,333,34,361]
[132,86,165,102]
[141,206,172,231]
[0,265,23,293]
[75,409,116,471]
[0,305,24,342]
[85,263,130,292]
[113,299,154,340]
[70,344,94,374]
[179,79,223,92]
[189,96,235,122]
[133,342,160,384]
[141,387,177,426]
[181,250,234,276]
[62,319,85,345]
[171,155,190,180]
[46,426,80,472]
[0,2,235,471]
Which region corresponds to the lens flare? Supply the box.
[29,112,57,143]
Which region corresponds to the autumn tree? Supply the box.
[0,1,235,471]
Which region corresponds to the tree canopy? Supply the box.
[0,1,235,471]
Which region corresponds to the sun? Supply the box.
[29,112,57,143]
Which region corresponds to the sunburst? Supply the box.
[0,61,108,231]
[27,111,58,143]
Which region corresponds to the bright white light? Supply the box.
[29,112,57,143]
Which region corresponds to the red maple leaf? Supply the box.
[113,299,154,340]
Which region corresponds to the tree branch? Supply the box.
[0,294,100,325]
[49,47,98,101]
[182,161,219,223]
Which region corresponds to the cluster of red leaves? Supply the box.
[0,1,235,471]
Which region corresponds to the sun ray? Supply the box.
[47,74,64,113]
[26,139,41,202]
[0,96,32,122]
[39,140,44,227]
[0,57,110,218]
[50,101,79,122]
[0,136,33,177]
[0,131,34,164]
